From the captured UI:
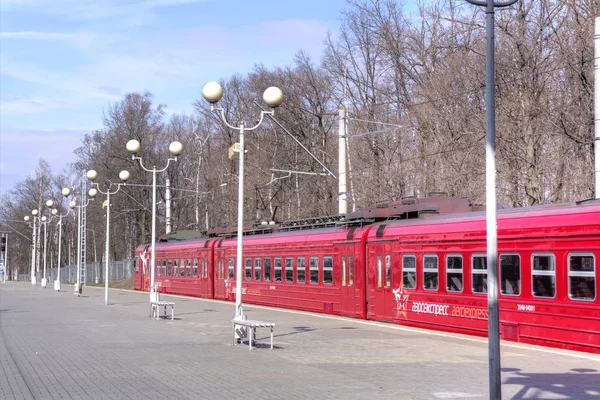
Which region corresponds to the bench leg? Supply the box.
[270,327,273,350]
[232,322,236,346]
[248,326,253,350]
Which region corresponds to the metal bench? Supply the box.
[150,301,175,321]
[232,318,275,350]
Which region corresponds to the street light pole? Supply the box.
[464,1,518,399]
[87,169,130,305]
[126,139,183,303]
[49,188,73,291]
[71,195,94,294]
[25,210,39,284]
[202,82,283,320]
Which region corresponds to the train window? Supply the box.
[182,259,187,277]
[193,259,198,277]
[349,256,354,286]
[532,254,555,299]
[377,256,383,288]
[323,256,333,285]
[228,258,234,280]
[245,258,252,280]
[254,258,262,281]
[173,259,178,277]
[156,259,161,277]
[402,255,416,290]
[472,255,487,294]
[168,259,172,276]
[264,258,271,282]
[423,255,438,291]
[385,255,391,288]
[310,257,319,284]
[286,257,294,283]
[186,259,191,277]
[568,253,595,301]
[342,257,346,286]
[162,260,167,277]
[297,257,306,283]
[500,254,521,296]
[446,255,463,292]
[275,258,282,282]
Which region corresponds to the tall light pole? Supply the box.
[87,169,130,305]
[465,1,518,398]
[39,207,58,288]
[126,139,183,302]
[202,81,283,320]
[49,188,73,291]
[24,209,39,284]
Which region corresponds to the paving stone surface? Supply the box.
[1,282,599,399]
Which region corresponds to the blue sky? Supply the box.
[0,0,354,196]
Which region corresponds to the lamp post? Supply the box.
[50,188,73,291]
[126,139,183,302]
[87,169,130,305]
[24,209,39,284]
[40,207,58,288]
[464,1,518,398]
[202,81,283,320]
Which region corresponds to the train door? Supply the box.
[339,243,363,318]
[134,256,143,290]
[214,249,226,300]
[368,241,394,322]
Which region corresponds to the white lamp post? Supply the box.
[87,169,130,305]
[40,208,58,288]
[25,209,39,284]
[126,139,183,303]
[202,81,283,321]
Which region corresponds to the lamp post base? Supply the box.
[41,278,47,287]
[74,283,82,296]
[31,276,37,285]
[54,280,61,291]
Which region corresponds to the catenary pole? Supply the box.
[595,16,599,199]
[338,108,347,215]
[465,1,518,399]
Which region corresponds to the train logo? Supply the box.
[393,287,411,320]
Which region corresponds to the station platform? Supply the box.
[1,282,599,399]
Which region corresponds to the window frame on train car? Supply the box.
[402,254,417,290]
[472,254,487,295]
[323,256,333,285]
[162,259,167,277]
[228,258,234,280]
[193,258,198,278]
[245,257,252,281]
[500,253,521,296]
[342,256,346,287]
[348,256,354,286]
[446,254,464,293]
[309,256,319,284]
[377,255,383,288]
[168,259,172,276]
[385,254,391,288]
[568,253,596,302]
[285,257,294,283]
[423,254,439,291]
[274,257,282,282]
[156,259,161,277]
[531,253,556,299]
[254,258,262,282]
[181,258,187,277]
[297,257,306,284]
[264,257,271,282]
[186,259,191,277]
[173,259,178,278]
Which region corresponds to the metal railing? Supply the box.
[17,259,135,285]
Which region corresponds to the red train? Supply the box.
[134,196,600,354]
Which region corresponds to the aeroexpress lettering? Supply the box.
[411,302,450,316]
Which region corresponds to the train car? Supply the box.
[134,197,600,353]
[368,200,600,353]
[134,237,217,299]
[215,225,371,317]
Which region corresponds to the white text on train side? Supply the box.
[411,302,449,316]
[517,304,536,312]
